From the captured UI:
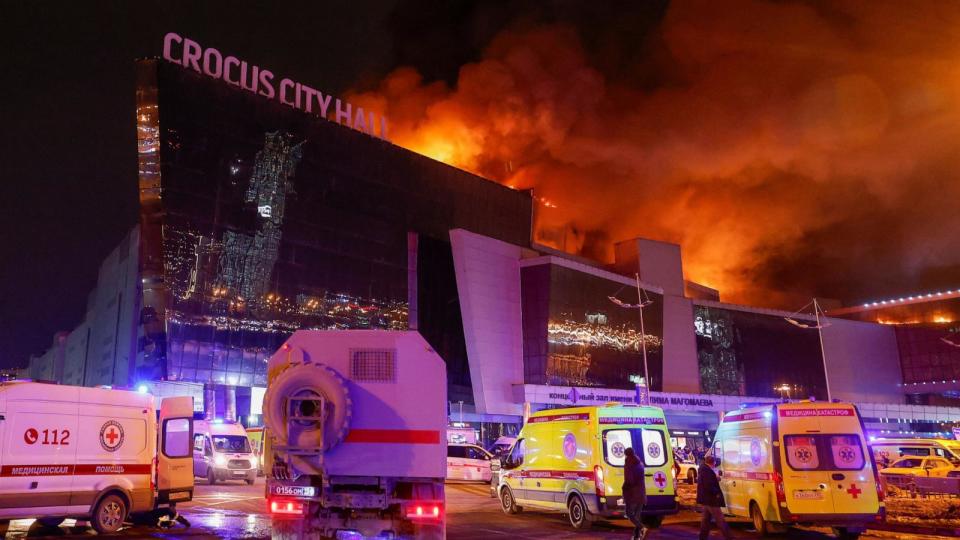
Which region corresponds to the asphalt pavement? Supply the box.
[1,479,951,539]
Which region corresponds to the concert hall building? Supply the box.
[31,51,960,448]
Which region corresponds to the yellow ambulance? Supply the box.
[711,402,883,539]
[497,403,679,529]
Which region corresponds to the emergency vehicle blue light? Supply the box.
[213,418,223,424]
[137,384,149,394]
[763,411,773,419]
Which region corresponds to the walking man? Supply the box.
[697,455,733,540]
[623,447,648,540]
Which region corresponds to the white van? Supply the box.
[870,438,960,466]
[446,443,494,482]
[0,381,194,534]
[712,402,883,540]
[193,420,257,485]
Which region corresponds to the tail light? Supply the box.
[270,498,306,516]
[403,502,442,521]
[594,465,605,496]
[150,456,157,493]
[772,471,786,504]
[875,477,885,502]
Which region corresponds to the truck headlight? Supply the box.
[214,455,227,467]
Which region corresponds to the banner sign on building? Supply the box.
[162,32,389,141]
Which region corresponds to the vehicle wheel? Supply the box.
[687,469,697,484]
[92,494,127,534]
[208,468,216,485]
[37,517,64,528]
[641,515,663,529]
[833,527,862,540]
[500,486,520,514]
[567,494,592,529]
[750,502,785,535]
[0,520,8,536]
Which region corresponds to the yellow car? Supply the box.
[882,456,955,477]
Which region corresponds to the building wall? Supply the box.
[450,229,526,416]
[662,295,700,393]
[822,317,903,403]
[62,323,89,386]
[83,229,139,387]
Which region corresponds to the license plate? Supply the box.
[793,490,824,500]
[233,470,246,475]
[617,498,624,506]
[270,484,317,498]
[169,491,190,501]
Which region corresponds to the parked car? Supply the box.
[487,436,516,458]
[447,443,494,482]
[677,458,699,484]
[882,456,956,477]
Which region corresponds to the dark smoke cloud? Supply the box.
[356,0,960,307]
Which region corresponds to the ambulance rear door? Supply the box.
[820,411,878,516]
[0,389,80,518]
[778,410,837,516]
[156,397,194,504]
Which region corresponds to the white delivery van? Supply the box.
[712,401,883,540]
[869,438,960,466]
[193,420,257,485]
[0,381,194,534]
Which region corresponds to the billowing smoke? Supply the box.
[352,0,960,308]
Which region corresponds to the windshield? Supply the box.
[212,435,251,453]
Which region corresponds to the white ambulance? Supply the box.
[193,420,258,485]
[0,381,194,534]
[711,402,883,540]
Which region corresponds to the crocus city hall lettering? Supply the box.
[161,32,389,141]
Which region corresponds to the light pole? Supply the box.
[609,273,653,403]
[784,298,833,402]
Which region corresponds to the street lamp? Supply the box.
[609,273,654,404]
[784,298,833,402]
[774,383,793,400]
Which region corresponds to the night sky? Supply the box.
[3,1,959,367]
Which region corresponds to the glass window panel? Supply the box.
[785,435,821,470]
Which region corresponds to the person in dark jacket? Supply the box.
[697,455,732,540]
[623,447,648,540]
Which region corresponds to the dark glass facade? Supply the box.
[894,323,960,384]
[693,304,827,399]
[521,263,664,390]
[136,60,532,391]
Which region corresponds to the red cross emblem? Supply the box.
[846,484,862,499]
[653,471,667,489]
[99,420,124,452]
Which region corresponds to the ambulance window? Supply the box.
[603,430,633,467]
[193,434,204,452]
[901,447,929,457]
[640,430,667,467]
[447,446,466,458]
[163,418,192,458]
[829,435,865,470]
[784,435,820,470]
[503,439,524,469]
[722,440,740,467]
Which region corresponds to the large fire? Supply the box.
[350,1,960,308]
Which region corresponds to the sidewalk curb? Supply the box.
[868,521,960,537]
